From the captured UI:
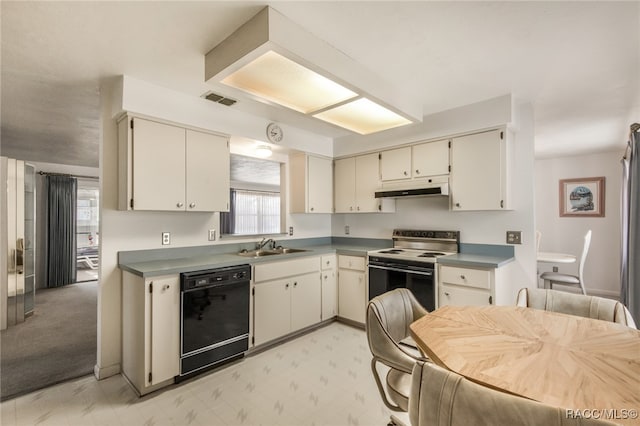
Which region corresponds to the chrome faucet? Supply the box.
[256,238,276,250]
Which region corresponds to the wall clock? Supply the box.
[266,123,283,143]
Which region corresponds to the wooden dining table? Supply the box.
[410,305,640,424]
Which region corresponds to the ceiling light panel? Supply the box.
[222,51,357,114]
[205,7,422,134]
[313,98,412,135]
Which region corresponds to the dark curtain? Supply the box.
[221,189,236,234]
[46,175,77,287]
[621,123,639,322]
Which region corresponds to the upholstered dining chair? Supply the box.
[516,288,637,328]
[366,288,428,414]
[399,360,618,426]
[540,229,591,295]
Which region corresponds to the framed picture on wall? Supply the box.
[559,176,605,217]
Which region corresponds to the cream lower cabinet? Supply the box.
[321,254,337,320]
[253,257,321,347]
[122,272,180,395]
[438,264,512,308]
[337,255,367,324]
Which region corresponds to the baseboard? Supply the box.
[94,363,120,380]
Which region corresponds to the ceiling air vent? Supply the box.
[203,92,237,106]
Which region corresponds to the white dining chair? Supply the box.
[540,230,591,295]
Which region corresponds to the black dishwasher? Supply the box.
[180,264,250,377]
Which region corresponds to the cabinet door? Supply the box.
[380,147,411,181]
[307,156,333,213]
[132,118,186,211]
[412,140,449,178]
[291,273,322,332]
[354,153,382,212]
[148,276,180,385]
[338,269,366,323]
[334,157,356,213]
[321,270,337,320]
[186,130,230,212]
[439,284,492,308]
[253,279,291,346]
[450,130,503,210]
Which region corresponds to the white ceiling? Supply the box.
[1,1,638,168]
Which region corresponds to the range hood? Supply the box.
[375,180,449,198]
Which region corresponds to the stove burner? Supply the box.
[379,249,404,254]
[418,252,446,258]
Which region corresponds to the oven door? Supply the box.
[368,260,435,311]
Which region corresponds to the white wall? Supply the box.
[96,77,332,378]
[535,151,623,298]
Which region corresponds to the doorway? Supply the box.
[75,180,99,283]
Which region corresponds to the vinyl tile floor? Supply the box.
[0,322,395,426]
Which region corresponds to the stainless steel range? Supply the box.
[367,230,460,311]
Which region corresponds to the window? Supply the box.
[224,189,280,235]
[221,154,283,236]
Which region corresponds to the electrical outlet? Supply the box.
[208,229,216,241]
[289,226,294,236]
[345,225,350,235]
[506,231,522,245]
[162,232,171,245]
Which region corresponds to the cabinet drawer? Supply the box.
[338,255,365,271]
[254,256,320,283]
[439,265,490,290]
[439,284,492,307]
[321,254,336,270]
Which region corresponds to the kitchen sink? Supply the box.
[270,247,308,254]
[236,247,309,257]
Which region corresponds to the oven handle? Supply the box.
[368,264,434,276]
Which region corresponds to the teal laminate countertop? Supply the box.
[118,238,390,278]
[437,253,515,269]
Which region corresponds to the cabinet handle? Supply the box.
[350,206,353,211]
[455,202,461,208]
[189,202,196,208]
[403,171,408,176]
[460,275,466,280]
[310,207,314,211]
[162,284,170,291]
[324,275,327,279]
[357,206,360,211]
[444,292,450,296]
[326,260,330,265]
[294,282,298,287]
[415,169,420,175]
[177,202,184,208]
[285,283,289,289]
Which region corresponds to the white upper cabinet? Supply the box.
[355,153,386,212]
[290,153,333,213]
[118,116,230,212]
[412,139,450,178]
[334,157,356,213]
[380,147,411,181]
[334,153,395,213]
[185,130,230,212]
[130,118,186,211]
[450,129,510,211]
